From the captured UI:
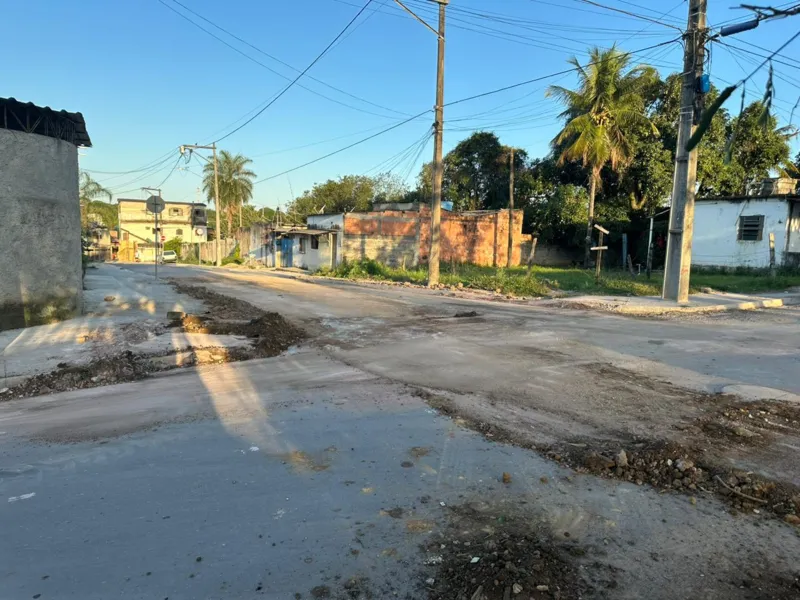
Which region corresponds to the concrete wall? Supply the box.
[693,198,791,268]
[341,211,420,268]
[330,208,526,268]
[0,129,82,329]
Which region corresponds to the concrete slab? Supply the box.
[549,290,800,315]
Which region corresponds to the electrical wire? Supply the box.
[251,37,681,185]
[568,0,683,32]
[213,0,377,144]
[159,0,408,119]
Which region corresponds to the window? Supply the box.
[169,208,182,217]
[299,237,307,253]
[176,229,183,236]
[738,215,764,241]
[311,236,319,250]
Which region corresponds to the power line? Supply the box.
[251,38,681,184]
[213,0,377,144]
[571,0,684,31]
[160,0,408,119]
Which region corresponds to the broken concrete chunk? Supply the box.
[615,450,628,468]
[675,458,694,472]
[167,311,185,321]
[512,583,523,594]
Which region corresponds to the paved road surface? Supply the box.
[2,264,799,599]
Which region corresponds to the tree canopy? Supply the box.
[202,150,257,237]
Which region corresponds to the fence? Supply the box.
[180,239,237,264]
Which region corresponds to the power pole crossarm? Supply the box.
[663,0,707,303]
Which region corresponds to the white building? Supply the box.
[692,179,800,269]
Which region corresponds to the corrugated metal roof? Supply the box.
[0,97,91,147]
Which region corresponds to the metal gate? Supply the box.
[280,236,293,268]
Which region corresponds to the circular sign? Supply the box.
[146,195,165,214]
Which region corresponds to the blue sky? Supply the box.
[5,0,799,209]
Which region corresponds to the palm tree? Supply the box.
[202,151,256,237]
[547,46,658,265]
[79,172,112,230]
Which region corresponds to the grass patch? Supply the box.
[318,259,800,298]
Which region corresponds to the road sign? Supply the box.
[593,224,610,234]
[161,235,166,242]
[146,195,165,214]
[590,246,608,251]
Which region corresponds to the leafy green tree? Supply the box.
[202,150,256,237]
[164,237,183,255]
[288,175,375,220]
[547,46,658,264]
[727,102,794,189]
[79,172,111,231]
[373,173,409,203]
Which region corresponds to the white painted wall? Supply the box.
[692,198,791,268]
[290,235,331,271]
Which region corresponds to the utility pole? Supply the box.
[506,148,515,268]
[142,187,162,279]
[180,143,222,267]
[662,0,707,302]
[394,0,448,285]
[428,0,447,286]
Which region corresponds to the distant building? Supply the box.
[0,97,91,329]
[118,199,207,262]
[692,178,800,269]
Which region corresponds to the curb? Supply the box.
[558,295,800,316]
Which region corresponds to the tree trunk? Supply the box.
[584,172,598,267]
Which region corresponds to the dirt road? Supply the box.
[1,264,798,599]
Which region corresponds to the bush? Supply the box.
[164,237,183,255]
[221,245,242,266]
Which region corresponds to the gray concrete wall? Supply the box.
[0,129,82,329]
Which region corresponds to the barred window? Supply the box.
[737,215,764,241]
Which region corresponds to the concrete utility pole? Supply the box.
[180,143,222,267]
[507,148,515,268]
[662,0,707,302]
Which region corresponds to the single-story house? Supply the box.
[692,178,800,269]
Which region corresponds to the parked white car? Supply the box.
[159,250,178,264]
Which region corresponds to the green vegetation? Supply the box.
[319,260,800,298]
[202,150,257,238]
[163,237,183,255]
[221,245,242,266]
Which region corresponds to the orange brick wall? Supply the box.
[341,208,525,267]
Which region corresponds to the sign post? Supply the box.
[592,224,610,282]
[146,195,165,279]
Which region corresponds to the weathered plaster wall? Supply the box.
[692,198,790,268]
[0,129,81,329]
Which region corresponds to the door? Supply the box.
[788,202,800,254]
[281,236,293,267]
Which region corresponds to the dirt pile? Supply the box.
[1,284,306,401]
[172,312,305,359]
[1,351,151,399]
[424,503,594,600]
[550,440,800,521]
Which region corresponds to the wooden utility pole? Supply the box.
[428,0,448,286]
[181,143,222,267]
[507,148,515,268]
[662,0,707,302]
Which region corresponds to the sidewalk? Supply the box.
[549,289,800,315]
[0,264,244,389]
